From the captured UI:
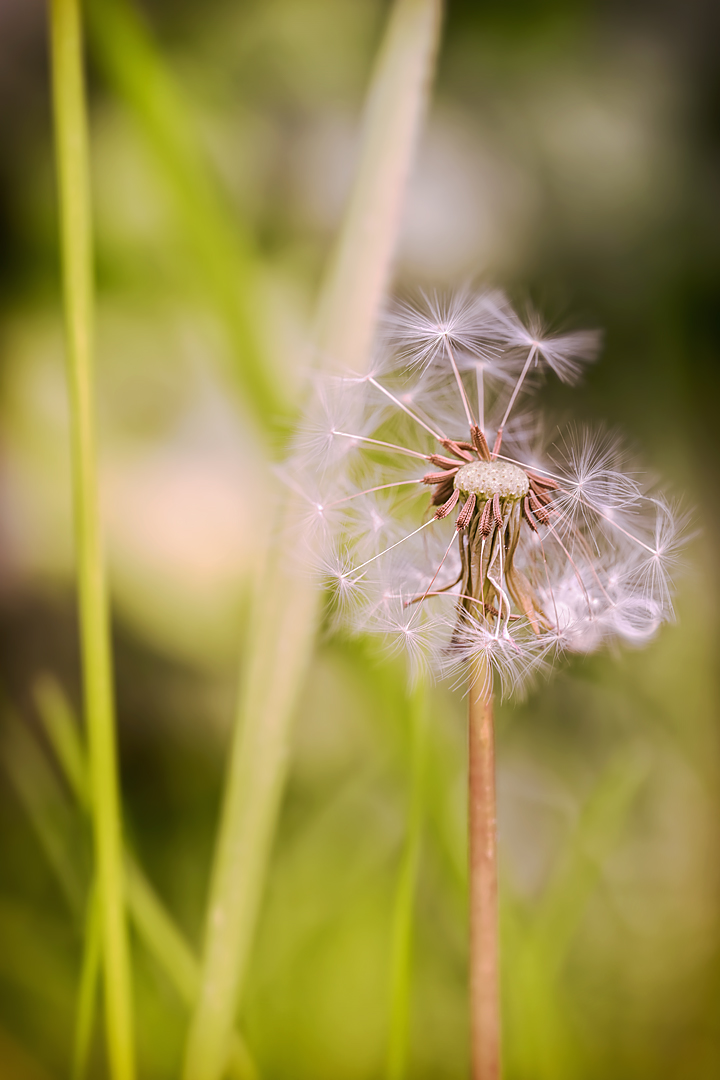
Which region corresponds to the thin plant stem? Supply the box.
[30,676,259,1079]
[126,859,259,1080]
[48,2,134,1077]
[182,537,318,1080]
[3,712,83,911]
[315,0,443,373]
[85,0,285,429]
[468,672,500,1080]
[386,681,428,1080]
[182,5,443,1080]
[35,674,89,809]
[72,882,101,1080]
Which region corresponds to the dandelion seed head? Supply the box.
[301,287,686,694]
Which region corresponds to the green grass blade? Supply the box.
[72,882,101,1080]
[48,2,134,1076]
[386,681,429,1080]
[181,544,318,1080]
[182,5,443,1079]
[27,676,259,1077]
[2,712,85,911]
[124,858,197,1007]
[86,0,286,429]
[125,860,257,1080]
[35,674,89,810]
[315,0,444,371]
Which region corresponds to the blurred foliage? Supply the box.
[0,0,719,1078]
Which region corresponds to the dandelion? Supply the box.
[295,288,686,1080]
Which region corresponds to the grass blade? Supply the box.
[30,676,259,1078]
[182,5,443,1079]
[2,712,85,911]
[48,2,134,1076]
[181,539,318,1080]
[72,883,101,1080]
[35,674,89,810]
[86,0,286,429]
[316,0,444,371]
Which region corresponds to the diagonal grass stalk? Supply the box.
[314,0,443,370]
[48,3,134,1076]
[182,4,443,1079]
[72,882,101,1080]
[85,0,286,430]
[35,675,90,809]
[386,680,429,1080]
[2,709,85,911]
[29,677,258,1080]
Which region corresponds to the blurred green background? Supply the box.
[1,0,719,1077]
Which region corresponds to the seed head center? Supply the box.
[454,460,530,500]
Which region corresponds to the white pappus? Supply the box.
[290,288,687,696]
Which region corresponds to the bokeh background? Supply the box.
[1,0,719,1077]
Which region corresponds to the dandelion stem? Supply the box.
[468,674,500,1080]
[48,2,134,1077]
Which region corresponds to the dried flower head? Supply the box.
[292,289,686,696]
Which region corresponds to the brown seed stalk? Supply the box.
[468,672,500,1080]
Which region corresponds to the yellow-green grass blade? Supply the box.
[49,0,134,1075]
[315,0,444,373]
[35,674,89,810]
[72,883,101,1080]
[30,677,260,1080]
[182,4,444,1079]
[86,0,286,430]
[2,711,85,912]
